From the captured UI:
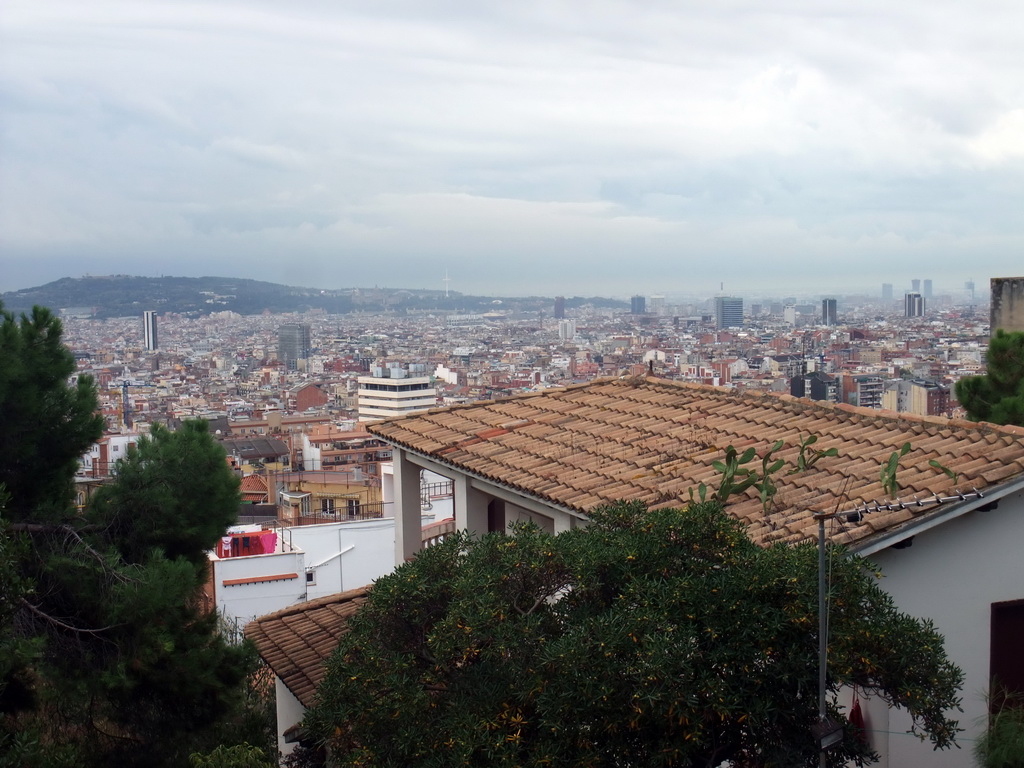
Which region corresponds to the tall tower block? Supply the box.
[142,311,158,351]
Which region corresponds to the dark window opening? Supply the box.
[991,599,1024,710]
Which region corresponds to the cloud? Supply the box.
[1,0,1023,296]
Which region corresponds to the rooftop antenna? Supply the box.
[443,270,451,299]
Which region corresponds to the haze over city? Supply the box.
[2,1,1023,296]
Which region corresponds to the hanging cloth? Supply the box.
[261,532,277,553]
[849,692,867,744]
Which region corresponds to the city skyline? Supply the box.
[2,2,1023,295]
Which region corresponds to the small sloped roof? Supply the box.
[368,376,1024,550]
[244,587,369,708]
[239,474,268,502]
[220,437,289,460]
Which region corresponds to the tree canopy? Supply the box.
[0,303,264,767]
[956,329,1024,425]
[0,304,104,521]
[307,501,963,768]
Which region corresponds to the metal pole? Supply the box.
[818,514,828,768]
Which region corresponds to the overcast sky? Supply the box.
[1,1,1022,299]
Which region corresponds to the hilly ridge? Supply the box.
[1,275,627,318]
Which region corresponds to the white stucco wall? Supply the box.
[214,550,306,626]
[275,676,305,757]
[867,489,1024,768]
[290,517,408,597]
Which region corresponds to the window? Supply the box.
[992,599,1024,707]
[305,571,316,586]
[321,498,336,514]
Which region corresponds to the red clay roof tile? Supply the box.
[244,587,369,708]
[369,378,1024,549]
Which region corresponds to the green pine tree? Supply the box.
[0,303,267,767]
[956,330,1024,425]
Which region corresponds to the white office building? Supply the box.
[357,368,437,422]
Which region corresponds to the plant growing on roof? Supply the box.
[881,442,912,497]
[753,440,787,513]
[929,459,959,486]
[788,433,839,475]
[711,444,759,503]
[691,442,792,509]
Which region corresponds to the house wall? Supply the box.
[214,551,306,627]
[275,676,305,757]
[506,502,556,534]
[869,489,1024,768]
[289,517,408,596]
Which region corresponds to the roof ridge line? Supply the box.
[245,585,370,627]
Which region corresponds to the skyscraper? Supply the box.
[278,323,311,369]
[905,293,925,318]
[553,296,566,319]
[142,310,158,351]
[630,295,646,314]
[911,279,921,293]
[822,298,837,326]
[714,296,743,329]
[882,283,894,301]
[923,279,933,299]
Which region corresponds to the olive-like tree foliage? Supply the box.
[307,501,963,768]
[956,329,1024,426]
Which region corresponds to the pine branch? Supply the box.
[18,597,123,636]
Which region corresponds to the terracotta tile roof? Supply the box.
[368,377,1024,550]
[244,587,369,708]
[240,474,269,502]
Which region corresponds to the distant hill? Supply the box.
[0,276,361,318]
[1,275,628,318]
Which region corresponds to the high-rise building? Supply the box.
[630,295,646,314]
[822,298,837,326]
[911,279,921,293]
[649,295,666,315]
[553,296,566,319]
[278,323,311,369]
[905,293,925,318]
[357,369,437,422]
[882,283,894,301]
[714,296,743,329]
[142,310,158,351]
[923,279,933,299]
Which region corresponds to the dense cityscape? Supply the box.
[65,278,990,451]
[5,1,1024,764]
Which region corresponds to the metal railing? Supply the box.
[293,500,391,525]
